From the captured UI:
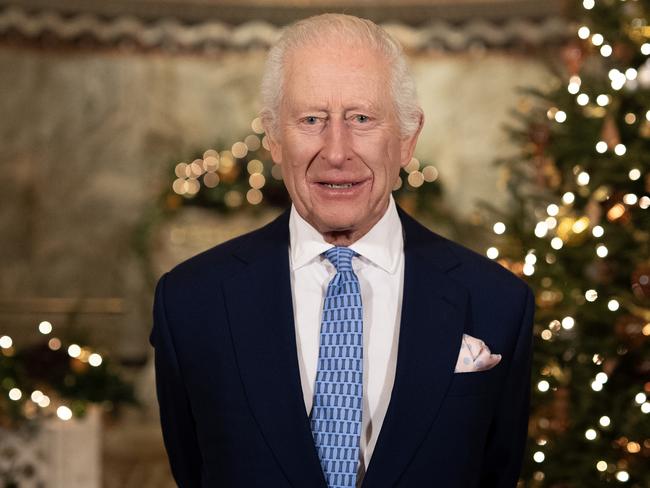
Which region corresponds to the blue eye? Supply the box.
[355,115,369,123]
[304,116,318,124]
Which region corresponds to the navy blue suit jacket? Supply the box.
[150,206,535,487]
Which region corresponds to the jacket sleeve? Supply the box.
[149,272,203,487]
[479,285,535,487]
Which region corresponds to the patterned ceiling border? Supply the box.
[0,6,570,52]
[0,1,567,25]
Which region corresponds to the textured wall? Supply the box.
[412,51,548,215]
[0,45,549,358]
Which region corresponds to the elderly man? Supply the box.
[150,13,535,488]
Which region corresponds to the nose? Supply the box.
[320,117,351,167]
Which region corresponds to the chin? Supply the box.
[314,211,363,234]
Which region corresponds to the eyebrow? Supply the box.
[345,104,378,113]
[292,104,379,114]
[294,106,329,113]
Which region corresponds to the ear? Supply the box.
[399,110,424,168]
[261,118,283,165]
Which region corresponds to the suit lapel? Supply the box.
[223,210,328,488]
[361,209,469,487]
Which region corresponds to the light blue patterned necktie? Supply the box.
[310,246,363,488]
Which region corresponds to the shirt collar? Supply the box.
[289,195,403,274]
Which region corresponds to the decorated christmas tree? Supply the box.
[485,1,650,486]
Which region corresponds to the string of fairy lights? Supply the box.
[1,321,104,423]
[484,0,650,484]
[170,117,276,207]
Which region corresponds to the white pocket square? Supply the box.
[454,334,502,373]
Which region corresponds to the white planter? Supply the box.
[0,405,101,488]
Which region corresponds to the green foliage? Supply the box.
[0,340,137,429]
[482,1,650,486]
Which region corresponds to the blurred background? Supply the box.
[0,0,649,487]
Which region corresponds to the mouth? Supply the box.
[316,178,369,188]
[311,179,370,198]
[320,182,357,189]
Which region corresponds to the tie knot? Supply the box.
[324,246,356,273]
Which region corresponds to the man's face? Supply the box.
[266,41,422,243]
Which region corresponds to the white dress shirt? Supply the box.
[288,195,405,485]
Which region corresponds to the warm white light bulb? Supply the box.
[616,471,629,482]
[562,192,575,204]
[545,217,557,229]
[561,316,575,330]
[640,196,650,209]
[89,353,103,367]
[0,335,12,349]
[608,69,622,81]
[57,406,73,421]
[38,321,52,335]
[595,372,608,384]
[486,247,499,259]
[623,193,638,205]
[67,344,81,358]
[535,222,549,238]
[611,76,626,91]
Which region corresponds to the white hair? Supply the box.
[260,13,422,137]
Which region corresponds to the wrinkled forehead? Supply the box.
[280,41,393,112]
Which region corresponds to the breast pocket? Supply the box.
[445,365,501,397]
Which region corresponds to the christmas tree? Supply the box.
[486,1,650,486]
